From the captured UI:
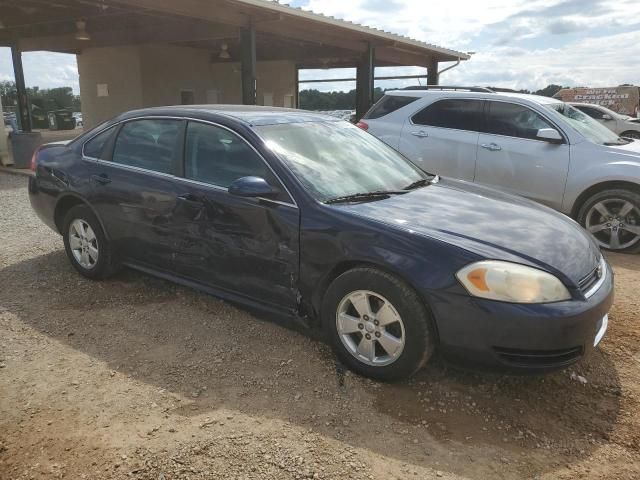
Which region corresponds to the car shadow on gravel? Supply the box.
[0,250,623,478]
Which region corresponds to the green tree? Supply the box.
[0,81,81,113]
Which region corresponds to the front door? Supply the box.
[170,121,300,310]
[398,98,483,181]
[475,101,570,209]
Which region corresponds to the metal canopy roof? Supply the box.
[0,0,470,67]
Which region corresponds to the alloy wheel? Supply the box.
[586,199,640,250]
[69,219,99,269]
[336,290,406,367]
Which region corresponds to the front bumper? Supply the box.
[429,261,614,372]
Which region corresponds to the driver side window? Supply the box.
[484,102,554,141]
[185,121,292,203]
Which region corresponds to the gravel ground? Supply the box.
[0,172,639,480]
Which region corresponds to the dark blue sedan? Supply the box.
[29,106,613,380]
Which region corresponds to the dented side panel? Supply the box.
[168,179,301,311]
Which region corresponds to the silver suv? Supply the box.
[359,87,640,252]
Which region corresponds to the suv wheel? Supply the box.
[322,267,435,381]
[577,189,640,253]
[62,205,117,279]
[621,131,640,140]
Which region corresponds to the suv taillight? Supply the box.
[356,121,369,131]
[30,147,42,172]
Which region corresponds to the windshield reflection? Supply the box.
[257,121,427,202]
[547,103,628,146]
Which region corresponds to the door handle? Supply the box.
[90,173,111,185]
[481,143,502,152]
[411,130,429,138]
[177,193,204,207]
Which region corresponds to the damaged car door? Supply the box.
[170,121,300,311]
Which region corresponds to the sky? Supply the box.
[1,0,639,94]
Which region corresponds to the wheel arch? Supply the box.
[571,180,640,219]
[310,260,441,343]
[54,193,110,240]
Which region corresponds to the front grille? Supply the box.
[579,265,600,294]
[493,346,583,368]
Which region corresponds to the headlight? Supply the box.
[456,261,571,304]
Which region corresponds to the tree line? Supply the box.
[299,84,569,111]
[0,81,81,113]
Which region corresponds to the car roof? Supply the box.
[385,89,564,105]
[117,105,340,126]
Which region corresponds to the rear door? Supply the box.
[475,101,570,209]
[398,98,483,180]
[169,121,300,310]
[86,118,185,269]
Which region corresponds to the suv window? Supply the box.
[575,105,605,120]
[83,127,116,160]
[112,119,181,174]
[364,95,420,120]
[411,99,483,131]
[185,122,290,202]
[484,102,554,140]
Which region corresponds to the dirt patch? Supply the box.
[1,173,639,479]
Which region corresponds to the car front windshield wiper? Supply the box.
[325,190,408,205]
[404,174,440,190]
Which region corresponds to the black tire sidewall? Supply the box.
[62,205,112,279]
[322,267,435,381]
[577,188,640,253]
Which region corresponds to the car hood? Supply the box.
[601,138,640,157]
[336,179,600,283]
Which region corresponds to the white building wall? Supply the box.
[77,44,297,128]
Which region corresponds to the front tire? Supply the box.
[577,188,640,253]
[621,131,640,140]
[322,267,436,381]
[62,205,117,279]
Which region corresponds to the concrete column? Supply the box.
[355,43,375,120]
[240,26,257,105]
[11,44,32,132]
[427,58,439,86]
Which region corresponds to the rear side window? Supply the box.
[83,127,116,160]
[364,95,419,119]
[484,102,554,140]
[112,119,181,175]
[412,99,483,131]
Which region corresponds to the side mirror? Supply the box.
[536,128,563,144]
[602,114,613,121]
[228,176,279,198]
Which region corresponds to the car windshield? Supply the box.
[546,102,629,146]
[256,121,429,202]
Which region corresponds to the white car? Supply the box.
[358,87,640,252]
[570,103,640,139]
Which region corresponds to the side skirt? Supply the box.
[122,261,312,330]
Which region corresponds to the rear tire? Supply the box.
[577,188,640,253]
[62,205,117,279]
[322,267,436,381]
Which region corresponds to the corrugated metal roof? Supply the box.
[232,0,470,60]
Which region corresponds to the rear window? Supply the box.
[364,95,419,120]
